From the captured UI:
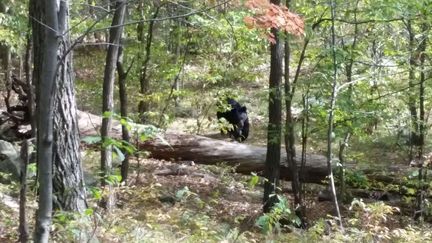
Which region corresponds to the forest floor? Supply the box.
[1,147,431,242]
[0,107,428,242]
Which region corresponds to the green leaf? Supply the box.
[27,163,37,174]
[102,111,113,118]
[113,145,125,162]
[106,174,121,185]
[176,186,190,200]
[249,172,260,189]
[90,187,102,200]
[410,170,419,178]
[256,214,272,234]
[84,208,94,216]
[406,188,416,196]
[81,136,102,145]
[121,141,136,154]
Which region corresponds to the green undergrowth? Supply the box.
[2,156,432,242]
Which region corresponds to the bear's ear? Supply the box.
[240,106,247,112]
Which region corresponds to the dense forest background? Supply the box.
[0,0,432,242]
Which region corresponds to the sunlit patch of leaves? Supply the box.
[256,195,301,234]
[244,0,305,43]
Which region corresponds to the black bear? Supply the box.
[217,98,249,142]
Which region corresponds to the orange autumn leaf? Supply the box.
[243,16,256,29]
[244,0,305,41]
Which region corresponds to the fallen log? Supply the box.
[7,110,412,188]
[77,111,328,183]
[141,133,328,183]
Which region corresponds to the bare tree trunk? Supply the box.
[300,92,309,200]
[138,5,161,123]
[34,0,58,240]
[338,0,359,201]
[415,16,429,220]
[101,0,126,209]
[406,20,419,161]
[0,3,11,92]
[417,20,427,159]
[284,0,303,223]
[52,0,87,212]
[24,25,36,137]
[18,140,30,243]
[117,43,132,183]
[3,45,12,110]
[328,0,343,229]
[263,0,283,213]
[338,133,350,200]
[30,0,43,133]
[283,0,310,221]
[174,21,182,108]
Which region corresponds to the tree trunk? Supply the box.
[174,18,182,108]
[138,5,160,123]
[338,0,358,201]
[34,0,57,240]
[415,16,429,220]
[117,43,131,183]
[3,45,11,94]
[417,20,427,158]
[300,92,310,199]
[30,0,43,112]
[328,0,343,228]
[18,140,29,243]
[0,2,11,91]
[406,20,419,161]
[284,0,303,215]
[24,24,36,137]
[263,0,283,213]
[52,0,87,212]
[100,0,126,209]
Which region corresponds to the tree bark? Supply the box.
[417,20,427,158]
[338,0,358,201]
[263,0,283,213]
[415,14,429,220]
[3,45,11,104]
[34,0,57,240]
[52,0,87,212]
[284,0,302,214]
[138,5,161,123]
[18,140,29,243]
[406,20,419,160]
[117,43,131,183]
[24,24,36,137]
[30,0,43,116]
[100,0,126,209]
[328,0,343,228]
